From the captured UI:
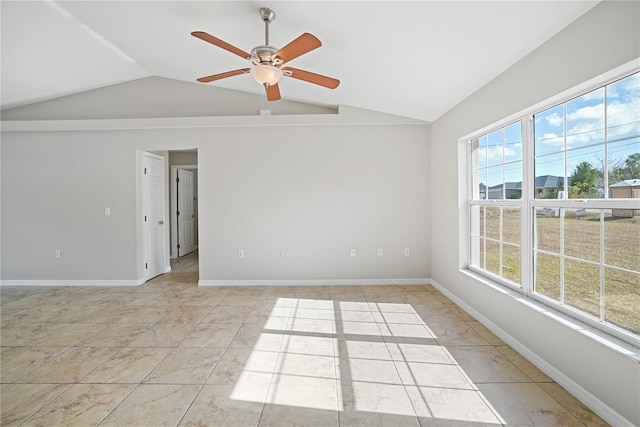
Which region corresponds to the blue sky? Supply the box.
[534,72,640,178]
[473,72,639,196]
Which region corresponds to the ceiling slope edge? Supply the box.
[1,104,429,133]
[0,76,338,121]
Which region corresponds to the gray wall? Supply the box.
[429,2,640,424]
[1,113,430,282]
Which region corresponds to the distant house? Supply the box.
[535,175,566,199]
[610,179,640,217]
[488,181,522,199]
[481,175,568,199]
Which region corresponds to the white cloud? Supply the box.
[538,97,639,148]
[576,88,604,102]
[539,132,564,147]
[545,112,563,127]
[607,73,640,101]
[477,145,517,164]
[608,99,640,138]
[566,103,605,145]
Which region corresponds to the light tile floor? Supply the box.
[1,252,609,426]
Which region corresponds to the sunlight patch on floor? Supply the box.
[229,296,505,424]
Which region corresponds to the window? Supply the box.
[469,122,523,285]
[467,71,640,345]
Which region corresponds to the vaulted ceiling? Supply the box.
[1,1,598,122]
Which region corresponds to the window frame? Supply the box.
[463,62,640,347]
[468,119,527,291]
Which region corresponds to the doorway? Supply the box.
[170,159,198,259]
[139,150,198,284]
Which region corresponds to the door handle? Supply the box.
[158,220,164,225]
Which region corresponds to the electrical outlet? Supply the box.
[104,207,111,216]
[238,249,244,258]
[350,249,356,257]
[280,251,289,257]
[378,248,383,256]
[55,250,61,258]
[404,248,410,257]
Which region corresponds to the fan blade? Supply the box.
[273,33,321,64]
[265,83,281,101]
[197,68,250,83]
[191,31,251,59]
[282,67,340,89]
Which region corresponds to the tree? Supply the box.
[623,153,640,178]
[570,161,600,198]
[608,152,640,185]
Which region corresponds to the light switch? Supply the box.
[104,208,111,216]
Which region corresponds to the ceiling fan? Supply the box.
[192,7,340,101]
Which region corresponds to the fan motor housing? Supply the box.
[250,45,280,66]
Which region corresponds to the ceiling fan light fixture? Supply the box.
[251,64,282,86]
[192,7,339,99]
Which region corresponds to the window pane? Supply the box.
[503,243,521,284]
[604,210,640,271]
[486,207,500,240]
[604,268,640,335]
[607,137,640,192]
[535,153,565,199]
[502,208,520,245]
[478,135,487,168]
[486,240,501,276]
[504,161,522,199]
[487,129,503,166]
[607,73,640,141]
[535,253,561,300]
[535,104,564,156]
[487,165,503,199]
[504,121,522,161]
[566,88,605,149]
[567,145,605,199]
[564,209,600,263]
[473,168,487,200]
[535,212,561,254]
[564,259,600,318]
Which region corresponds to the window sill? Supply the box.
[457,268,640,363]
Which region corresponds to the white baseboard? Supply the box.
[1,279,141,287]
[198,278,430,287]
[430,278,636,427]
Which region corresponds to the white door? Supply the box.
[177,169,196,256]
[143,153,165,280]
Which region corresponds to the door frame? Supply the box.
[170,164,198,259]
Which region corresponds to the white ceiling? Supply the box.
[1,1,598,122]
